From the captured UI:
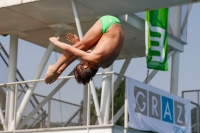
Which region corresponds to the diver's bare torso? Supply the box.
[91,23,124,68]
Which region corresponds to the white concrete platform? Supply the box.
[0,0,190,59]
[0,125,152,133]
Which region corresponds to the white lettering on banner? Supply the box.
[150,24,165,63]
[152,96,158,116]
[177,105,183,124]
[164,102,172,120]
[136,92,146,112]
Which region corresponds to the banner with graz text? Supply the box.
[126,77,191,133]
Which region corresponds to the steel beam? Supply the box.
[110,105,124,124]
[170,51,180,95]
[62,108,81,127]
[71,0,88,126]
[82,85,88,125]
[87,85,91,126]
[173,6,182,38]
[26,111,46,129]
[47,100,51,128]
[13,84,18,130]
[71,0,83,39]
[124,84,128,133]
[7,32,18,128]
[170,6,182,95]
[114,57,131,94]
[89,81,102,125]
[100,66,113,124]
[181,4,193,33]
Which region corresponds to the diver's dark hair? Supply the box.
[73,63,98,85]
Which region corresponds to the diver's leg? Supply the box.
[44,20,102,83]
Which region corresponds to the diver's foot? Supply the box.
[66,33,79,44]
[49,71,62,84]
[44,65,56,84]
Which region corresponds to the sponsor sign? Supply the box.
[126,78,191,133]
[145,8,168,71]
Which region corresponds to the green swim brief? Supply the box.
[99,15,121,34]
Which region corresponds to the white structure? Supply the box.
[0,0,198,132]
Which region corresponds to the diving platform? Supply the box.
[0,125,150,133]
[0,0,194,58]
[0,0,198,133]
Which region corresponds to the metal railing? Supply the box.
[0,72,127,132]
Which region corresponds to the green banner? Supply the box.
[145,8,168,71]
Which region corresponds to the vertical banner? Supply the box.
[126,78,191,133]
[145,8,169,71]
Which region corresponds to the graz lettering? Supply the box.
[134,86,186,126]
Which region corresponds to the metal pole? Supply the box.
[197,91,199,133]
[13,84,18,131]
[7,32,18,128]
[173,6,182,38]
[89,81,102,125]
[124,81,128,133]
[181,4,193,33]
[82,85,88,125]
[47,100,51,128]
[5,89,8,129]
[87,85,90,126]
[71,0,92,126]
[63,108,81,127]
[71,0,83,39]
[13,25,63,130]
[111,105,124,124]
[170,6,181,95]
[114,57,131,94]
[101,65,113,124]
[170,51,180,95]
[111,73,115,124]
[86,85,90,133]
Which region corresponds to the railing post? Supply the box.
[111,73,115,124]
[101,66,113,124]
[48,100,51,128]
[87,85,90,127]
[197,91,199,133]
[124,78,128,133]
[13,84,18,130]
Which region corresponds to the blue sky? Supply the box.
[0,2,200,102]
